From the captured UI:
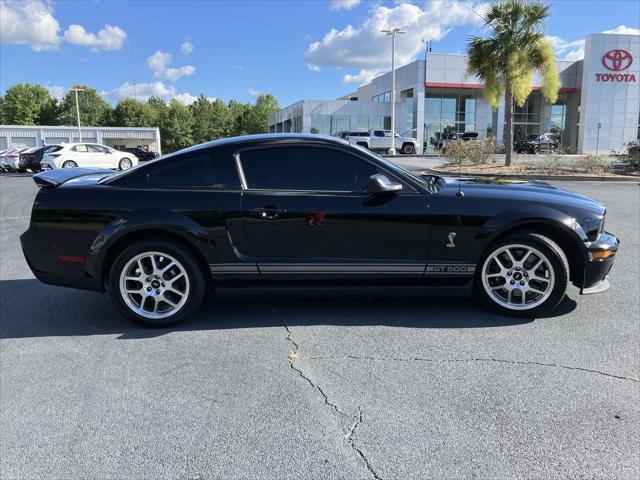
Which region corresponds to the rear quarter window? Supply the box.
[111,149,240,189]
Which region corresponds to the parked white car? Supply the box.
[41,143,139,170]
[0,148,30,172]
[344,129,419,154]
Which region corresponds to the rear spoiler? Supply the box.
[33,168,115,188]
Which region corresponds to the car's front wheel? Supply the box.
[474,232,568,317]
[108,238,206,327]
[118,157,133,170]
[62,161,78,168]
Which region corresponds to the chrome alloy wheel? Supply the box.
[119,251,190,319]
[119,158,133,169]
[481,244,555,310]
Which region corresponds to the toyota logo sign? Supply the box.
[602,49,633,71]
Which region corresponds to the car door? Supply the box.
[86,144,109,167]
[370,130,387,150]
[70,144,93,167]
[237,144,431,280]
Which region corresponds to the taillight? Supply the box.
[50,154,61,158]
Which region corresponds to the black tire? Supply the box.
[108,238,207,327]
[474,232,569,318]
[533,145,540,154]
[401,143,416,154]
[356,142,369,150]
[62,160,78,168]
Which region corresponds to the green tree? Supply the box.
[0,96,7,124]
[228,99,252,137]
[467,0,560,166]
[244,94,279,134]
[160,99,195,153]
[59,84,112,127]
[112,99,156,127]
[3,83,56,125]
[189,96,232,143]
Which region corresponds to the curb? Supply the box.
[423,168,640,182]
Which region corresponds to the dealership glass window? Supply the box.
[372,91,391,102]
[310,115,350,136]
[551,94,567,146]
[240,147,378,191]
[423,88,477,152]
[292,116,302,133]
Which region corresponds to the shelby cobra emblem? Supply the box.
[446,232,457,248]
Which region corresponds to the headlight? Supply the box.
[581,218,604,240]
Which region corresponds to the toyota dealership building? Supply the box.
[269,32,639,154]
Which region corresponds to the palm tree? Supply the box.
[467,0,560,166]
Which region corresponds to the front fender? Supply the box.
[478,205,589,261]
[85,208,211,281]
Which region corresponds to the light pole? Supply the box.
[69,88,85,142]
[382,28,405,155]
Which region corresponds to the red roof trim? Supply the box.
[425,82,576,94]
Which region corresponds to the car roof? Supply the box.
[162,133,351,159]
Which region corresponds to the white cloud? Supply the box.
[342,69,378,85]
[603,25,640,35]
[0,0,128,52]
[45,84,66,100]
[106,81,200,105]
[146,50,195,81]
[307,63,321,72]
[180,41,194,54]
[546,35,585,61]
[547,25,640,62]
[248,87,260,97]
[330,0,362,10]
[172,92,199,105]
[63,24,126,51]
[305,0,488,85]
[166,65,196,81]
[0,0,61,51]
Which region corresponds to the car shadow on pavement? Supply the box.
[0,279,577,340]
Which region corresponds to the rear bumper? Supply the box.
[580,232,620,294]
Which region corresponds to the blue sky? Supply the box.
[1,0,638,107]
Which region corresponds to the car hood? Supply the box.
[439,176,605,215]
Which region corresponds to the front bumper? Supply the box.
[580,232,620,294]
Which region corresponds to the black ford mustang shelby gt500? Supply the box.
[21,134,619,327]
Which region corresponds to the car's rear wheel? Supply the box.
[62,160,78,168]
[119,157,133,170]
[533,145,540,154]
[401,143,416,154]
[474,232,568,317]
[108,239,206,327]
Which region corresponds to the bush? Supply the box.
[443,137,497,165]
[577,154,610,174]
[442,139,469,165]
[467,136,497,164]
[543,147,567,174]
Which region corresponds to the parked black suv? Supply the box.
[125,147,159,162]
[514,133,559,154]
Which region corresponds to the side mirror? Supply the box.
[367,174,402,194]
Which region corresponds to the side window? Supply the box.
[88,145,107,153]
[240,147,378,192]
[72,144,89,152]
[145,151,240,189]
[373,130,385,137]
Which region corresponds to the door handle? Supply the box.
[251,207,287,219]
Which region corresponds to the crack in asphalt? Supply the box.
[308,355,640,383]
[271,305,383,480]
[272,306,348,418]
[346,407,383,480]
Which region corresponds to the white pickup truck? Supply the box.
[344,130,419,154]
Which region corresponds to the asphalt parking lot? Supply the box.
[1,173,638,479]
